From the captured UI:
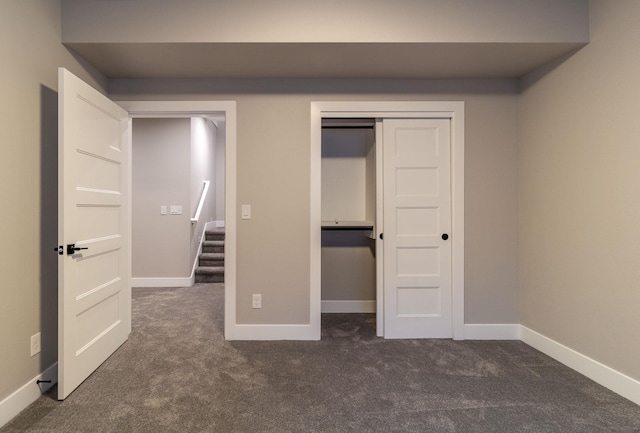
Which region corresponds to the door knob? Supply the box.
[442,233,449,240]
[67,244,88,255]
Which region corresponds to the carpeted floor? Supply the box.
[3,283,640,432]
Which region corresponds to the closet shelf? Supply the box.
[321,220,374,230]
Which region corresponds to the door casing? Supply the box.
[311,101,465,340]
[117,101,237,340]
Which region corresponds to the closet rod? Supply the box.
[322,118,375,129]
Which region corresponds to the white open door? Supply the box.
[58,68,131,399]
[383,119,452,338]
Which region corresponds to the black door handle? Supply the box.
[442,234,449,240]
[379,233,383,240]
[67,244,88,255]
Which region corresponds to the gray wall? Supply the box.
[190,117,217,263]
[132,118,192,278]
[0,0,108,405]
[111,80,521,325]
[214,123,226,223]
[322,232,376,302]
[519,0,640,380]
[321,127,377,303]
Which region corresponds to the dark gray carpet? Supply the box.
[3,283,640,432]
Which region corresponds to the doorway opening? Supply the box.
[119,100,237,340]
[130,116,225,287]
[321,118,377,334]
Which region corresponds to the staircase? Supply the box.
[195,227,225,283]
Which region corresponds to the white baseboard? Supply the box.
[0,363,57,428]
[132,277,194,288]
[521,326,640,406]
[463,324,521,340]
[321,300,376,313]
[225,324,319,341]
[132,221,223,289]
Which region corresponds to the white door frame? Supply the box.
[311,101,465,340]
[116,101,237,340]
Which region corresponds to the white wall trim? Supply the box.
[0,363,57,428]
[322,300,376,314]
[131,220,217,288]
[521,326,640,406]
[311,101,465,340]
[463,324,521,340]
[224,324,317,341]
[374,120,384,337]
[203,220,219,234]
[131,277,194,288]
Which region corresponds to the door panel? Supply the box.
[383,119,452,338]
[58,68,131,399]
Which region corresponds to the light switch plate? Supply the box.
[170,205,183,215]
[252,294,261,309]
[160,205,167,215]
[241,204,251,219]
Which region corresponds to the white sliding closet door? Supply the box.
[383,119,452,338]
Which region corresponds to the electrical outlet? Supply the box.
[160,205,167,215]
[30,332,41,357]
[252,294,262,309]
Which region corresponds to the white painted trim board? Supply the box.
[131,277,194,288]
[460,325,640,405]
[521,326,640,406]
[131,220,218,288]
[0,363,57,428]
[322,300,376,314]
[463,324,521,340]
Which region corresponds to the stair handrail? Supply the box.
[191,180,210,224]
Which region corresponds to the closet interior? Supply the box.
[321,118,377,313]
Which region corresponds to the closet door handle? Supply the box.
[379,233,383,240]
[442,233,449,240]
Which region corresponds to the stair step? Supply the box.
[202,240,224,253]
[205,228,225,241]
[196,266,224,275]
[195,266,224,283]
[199,253,225,267]
[197,228,225,282]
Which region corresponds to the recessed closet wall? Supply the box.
[321,120,377,312]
